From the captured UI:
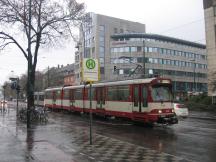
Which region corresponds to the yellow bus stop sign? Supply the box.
[82,58,100,82]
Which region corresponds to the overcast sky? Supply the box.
[0,0,205,86]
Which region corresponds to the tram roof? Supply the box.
[45,78,171,91]
[45,87,63,92]
[63,78,159,90]
[93,78,157,87]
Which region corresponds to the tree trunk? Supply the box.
[27,58,35,128]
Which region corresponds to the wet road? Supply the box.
[94,116,216,162]
[1,103,216,162]
[41,108,216,162]
[49,111,216,162]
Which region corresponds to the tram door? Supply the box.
[52,91,56,109]
[69,89,75,109]
[96,87,105,110]
[133,85,148,112]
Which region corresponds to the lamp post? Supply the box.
[47,66,50,88]
[2,85,6,110]
[190,59,196,93]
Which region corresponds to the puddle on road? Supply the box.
[30,141,75,162]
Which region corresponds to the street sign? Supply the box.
[82,58,100,82]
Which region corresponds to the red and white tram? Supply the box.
[44,77,178,125]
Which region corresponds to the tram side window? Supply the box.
[134,86,138,106]
[45,91,52,99]
[87,88,95,100]
[69,90,74,101]
[39,95,44,101]
[64,89,70,100]
[56,90,61,99]
[74,89,82,100]
[107,85,129,101]
[142,87,148,107]
[96,88,104,104]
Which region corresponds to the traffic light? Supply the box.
[114,65,117,71]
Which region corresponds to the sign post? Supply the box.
[10,78,20,117]
[82,58,100,145]
[89,82,93,145]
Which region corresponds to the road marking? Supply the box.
[95,121,132,126]
[70,148,76,152]
[79,152,86,156]
[89,156,95,160]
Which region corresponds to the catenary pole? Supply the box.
[89,81,93,145]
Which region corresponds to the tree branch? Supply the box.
[0,31,28,59]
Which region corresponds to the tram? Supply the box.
[43,77,178,125]
[34,91,45,107]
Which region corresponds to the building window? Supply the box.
[99,58,104,64]
[131,47,137,52]
[167,49,171,55]
[99,47,105,56]
[119,47,124,53]
[100,67,104,74]
[148,47,153,53]
[158,48,163,54]
[124,69,130,74]
[124,47,130,52]
[92,47,95,54]
[99,25,105,31]
[114,28,118,33]
[120,29,124,33]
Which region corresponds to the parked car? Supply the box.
[173,103,189,117]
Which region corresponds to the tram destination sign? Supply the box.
[82,58,100,82]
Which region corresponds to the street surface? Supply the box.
[0,102,216,162]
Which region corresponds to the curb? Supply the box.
[189,115,216,121]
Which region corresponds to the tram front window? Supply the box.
[151,86,172,102]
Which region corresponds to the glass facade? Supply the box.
[99,25,105,74]
[110,57,207,70]
[111,46,207,61]
[110,37,207,93]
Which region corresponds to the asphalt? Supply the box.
[189,110,216,120]
[0,104,193,162]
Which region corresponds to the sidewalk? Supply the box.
[0,106,190,162]
[189,110,216,120]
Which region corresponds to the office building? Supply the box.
[75,13,207,98]
[75,13,146,83]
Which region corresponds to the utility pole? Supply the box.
[89,82,93,145]
[47,66,50,87]
[3,85,6,110]
[143,40,146,78]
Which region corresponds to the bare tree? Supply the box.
[0,0,85,127]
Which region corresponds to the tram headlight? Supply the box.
[158,110,162,114]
